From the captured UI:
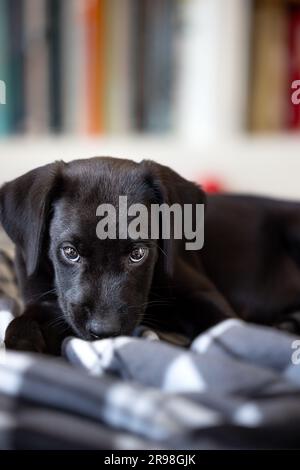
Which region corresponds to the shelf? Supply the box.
[0,134,300,199]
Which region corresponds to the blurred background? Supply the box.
[0,0,300,197]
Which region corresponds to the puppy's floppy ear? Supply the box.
[141,160,206,275]
[0,161,64,277]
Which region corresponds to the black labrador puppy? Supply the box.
[0,157,231,354]
[0,157,299,354]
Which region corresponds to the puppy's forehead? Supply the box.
[51,158,154,238]
[62,157,151,206]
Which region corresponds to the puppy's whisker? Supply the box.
[31,289,57,302]
[140,319,164,329]
[139,315,164,323]
[47,315,68,329]
[136,312,165,322]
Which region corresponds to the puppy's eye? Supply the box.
[129,247,148,263]
[62,246,80,263]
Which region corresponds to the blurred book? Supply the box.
[105,0,133,133]
[61,0,87,133]
[47,0,62,133]
[0,0,10,135]
[287,4,300,129]
[174,0,218,139]
[174,0,250,140]
[249,0,288,132]
[248,0,300,133]
[133,0,175,132]
[85,0,105,134]
[0,0,25,135]
[8,0,25,133]
[24,0,50,133]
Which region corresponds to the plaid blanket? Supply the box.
[1,319,300,449]
[1,227,300,449]
[0,229,20,348]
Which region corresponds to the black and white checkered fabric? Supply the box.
[1,226,300,449]
[0,228,20,348]
[1,319,300,449]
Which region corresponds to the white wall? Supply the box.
[1,135,300,200]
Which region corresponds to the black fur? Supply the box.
[1,157,299,355]
[1,157,222,354]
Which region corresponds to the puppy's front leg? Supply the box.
[175,259,237,336]
[5,314,46,353]
[4,302,70,355]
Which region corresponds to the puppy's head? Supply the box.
[0,157,205,340]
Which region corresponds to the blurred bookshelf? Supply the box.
[1,0,300,198]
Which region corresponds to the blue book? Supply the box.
[47,0,62,133]
[0,0,10,135]
[8,0,25,133]
[0,0,25,136]
[143,0,175,132]
[132,0,175,133]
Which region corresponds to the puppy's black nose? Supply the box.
[87,319,117,339]
[88,320,103,339]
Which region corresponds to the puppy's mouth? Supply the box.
[57,293,145,340]
[63,309,139,341]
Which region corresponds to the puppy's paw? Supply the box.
[4,317,46,353]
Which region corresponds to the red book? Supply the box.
[85,0,105,134]
[287,8,300,130]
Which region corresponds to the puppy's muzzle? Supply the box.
[87,318,121,339]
